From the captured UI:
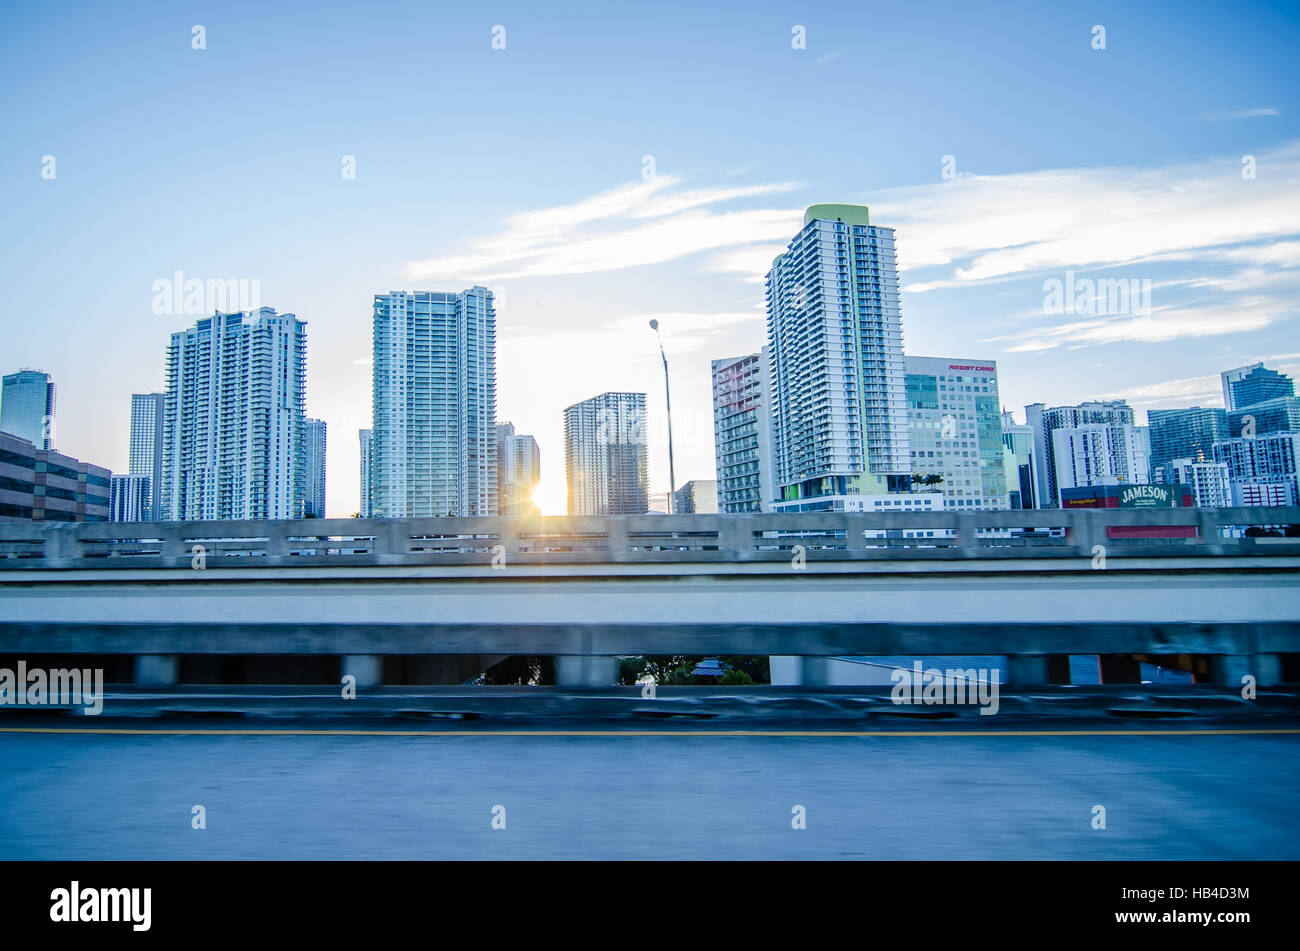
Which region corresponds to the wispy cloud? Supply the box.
[871,141,1300,282]
[1092,351,1300,408]
[868,142,1300,351]
[998,296,1289,352]
[402,142,1300,355]
[1092,372,1225,407]
[1198,107,1279,121]
[813,50,841,65]
[404,177,803,282]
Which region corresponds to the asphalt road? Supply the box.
[2,725,1297,859]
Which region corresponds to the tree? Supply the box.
[718,668,755,686]
[482,655,554,685]
[617,655,772,685]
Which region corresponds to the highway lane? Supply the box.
[1,727,1297,859]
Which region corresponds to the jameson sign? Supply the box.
[1119,484,1177,508]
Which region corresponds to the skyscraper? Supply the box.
[303,418,326,517]
[564,392,647,515]
[162,308,307,520]
[1,370,56,449]
[1147,406,1228,481]
[358,428,373,518]
[765,204,909,512]
[1222,363,1294,411]
[1001,410,1039,509]
[371,289,497,517]
[1213,432,1300,506]
[1220,364,1261,412]
[496,422,541,515]
[711,350,773,513]
[905,357,1008,510]
[1227,397,1300,439]
[1025,400,1137,508]
[129,392,165,519]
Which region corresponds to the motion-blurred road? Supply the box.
[2,725,1297,858]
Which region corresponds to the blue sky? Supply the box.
[2,0,1298,514]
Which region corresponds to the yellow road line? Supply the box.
[1,727,1297,737]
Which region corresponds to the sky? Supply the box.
[1,0,1298,516]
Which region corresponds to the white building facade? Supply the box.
[1026,400,1139,507]
[765,205,910,512]
[1168,457,1231,508]
[1213,432,1300,506]
[358,428,373,518]
[1051,423,1151,496]
[711,351,773,513]
[109,474,151,522]
[371,289,497,517]
[162,308,307,520]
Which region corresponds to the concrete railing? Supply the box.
[1,507,1298,569]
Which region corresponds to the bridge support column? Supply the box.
[134,654,178,687]
[799,657,832,687]
[1098,655,1142,684]
[1006,654,1071,687]
[342,655,383,690]
[555,656,617,689]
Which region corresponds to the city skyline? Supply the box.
[3,2,1299,515]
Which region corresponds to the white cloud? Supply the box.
[1091,351,1300,408]
[1092,373,1224,407]
[404,177,803,282]
[994,296,1291,353]
[869,141,1300,282]
[1198,107,1279,121]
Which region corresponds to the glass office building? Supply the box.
[905,356,1008,510]
[129,392,165,519]
[1147,406,1228,480]
[564,392,647,515]
[0,370,56,449]
[1222,363,1294,411]
[1001,411,1039,509]
[1228,396,1300,439]
[496,421,541,515]
[303,417,326,517]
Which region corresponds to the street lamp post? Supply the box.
[649,319,677,515]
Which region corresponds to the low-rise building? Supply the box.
[0,430,110,522]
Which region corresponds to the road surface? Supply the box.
[1,725,1296,859]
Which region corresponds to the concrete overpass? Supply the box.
[1,508,1298,687]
